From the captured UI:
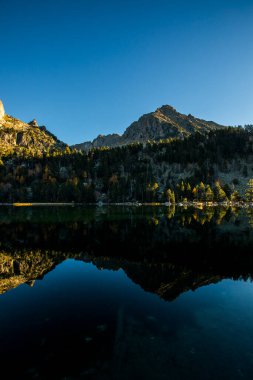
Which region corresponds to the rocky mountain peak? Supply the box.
[156,104,177,114]
[0,100,5,120]
[72,104,227,151]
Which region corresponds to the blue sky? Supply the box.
[0,0,253,145]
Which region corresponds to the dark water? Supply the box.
[1,205,253,379]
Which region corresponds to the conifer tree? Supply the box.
[245,179,253,202]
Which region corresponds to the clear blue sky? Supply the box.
[1,0,253,145]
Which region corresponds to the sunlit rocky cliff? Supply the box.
[0,100,66,154]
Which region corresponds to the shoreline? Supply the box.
[0,201,252,208]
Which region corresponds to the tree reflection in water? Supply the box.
[0,205,253,297]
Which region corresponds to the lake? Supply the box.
[0,205,253,379]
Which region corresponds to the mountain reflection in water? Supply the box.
[0,205,253,296]
[0,206,253,379]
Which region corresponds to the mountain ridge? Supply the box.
[72,104,227,151]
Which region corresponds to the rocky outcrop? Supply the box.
[28,118,39,127]
[0,100,5,120]
[73,105,227,151]
[0,107,66,154]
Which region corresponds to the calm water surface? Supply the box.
[0,205,253,379]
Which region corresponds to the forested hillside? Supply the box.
[1,127,253,203]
